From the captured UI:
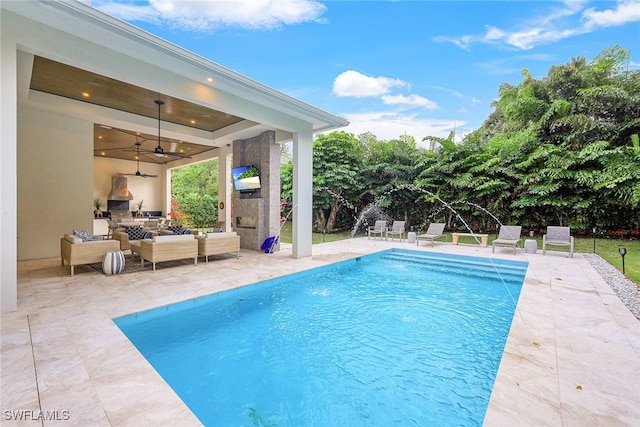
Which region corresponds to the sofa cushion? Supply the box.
[205,232,238,239]
[64,234,83,244]
[124,225,147,241]
[153,234,194,243]
[73,229,99,242]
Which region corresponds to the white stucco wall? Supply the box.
[17,108,94,260]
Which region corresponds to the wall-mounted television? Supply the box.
[232,164,261,192]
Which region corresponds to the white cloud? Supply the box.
[505,27,577,50]
[381,94,439,110]
[435,0,640,50]
[336,112,463,146]
[471,97,481,104]
[332,70,406,98]
[582,0,640,28]
[93,0,327,31]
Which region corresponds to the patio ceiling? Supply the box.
[30,56,246,163]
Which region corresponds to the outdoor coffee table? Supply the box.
[451,232,489,247]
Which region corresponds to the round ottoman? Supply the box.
[103,250,125,275]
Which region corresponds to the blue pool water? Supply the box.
[115,249,527,426]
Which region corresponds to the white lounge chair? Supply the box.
[542,226,574,258]
[492,225,522,254]
[416,223,446,246]
[368,220,387,240]
[387,221,406,242]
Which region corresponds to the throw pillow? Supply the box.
[167,225,184,234]
[73,229,99,242]
[124,225,146,241]
[143,231,154,239]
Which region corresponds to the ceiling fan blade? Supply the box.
[166,151,192,159]
[117,172,158,178]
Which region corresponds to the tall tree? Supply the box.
[312,131,364,232]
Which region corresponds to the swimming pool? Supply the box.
[115,249,527,426]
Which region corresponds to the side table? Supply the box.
[524,239,537,254]
[407,232,417,244]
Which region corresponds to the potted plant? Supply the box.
[93,197,103,218]
[135,200,144,217]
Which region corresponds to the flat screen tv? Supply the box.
[232,164,261,192]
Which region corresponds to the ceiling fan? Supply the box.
[118,142,158,178]
[152,99,191,160]
[94,99,192,163]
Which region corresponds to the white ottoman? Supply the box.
[103,250,125,274]
[524,239,537,254]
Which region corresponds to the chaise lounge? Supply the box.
[492,225,522,255]
[416,223,446,246]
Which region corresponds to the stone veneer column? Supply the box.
[232,130,281,251]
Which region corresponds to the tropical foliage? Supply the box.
[281,46,639,235]
[171,160,219,228]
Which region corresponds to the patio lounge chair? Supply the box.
[368,220,387,240]
[492,225,522,254]
[542,226,574,258]
[387,221,406,242]
[416,223,446,246]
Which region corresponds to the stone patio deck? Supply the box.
[2,238,638,426]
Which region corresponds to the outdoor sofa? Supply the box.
[137,234,198,271]
[195,232,240,263]
[60,234,120,276]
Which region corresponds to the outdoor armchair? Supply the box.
[368,220,387,240]
[542,226,574,258]
[387,221,406,242]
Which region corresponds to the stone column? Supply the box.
[233,130,281,251]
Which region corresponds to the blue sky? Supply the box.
[93,0,640,145]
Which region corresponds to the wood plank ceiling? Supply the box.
[30,56,245,163]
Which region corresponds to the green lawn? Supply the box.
[278,222,639,286]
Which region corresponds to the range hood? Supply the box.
[107,176,134,201]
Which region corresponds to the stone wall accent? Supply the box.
[233,130,281,251]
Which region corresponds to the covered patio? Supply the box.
[0,0,348,313]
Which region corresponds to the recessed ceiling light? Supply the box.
[190,120,196,124]
[82,92,90,98]
[207,77,213,82]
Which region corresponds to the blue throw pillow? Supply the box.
[143,231,153,239]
